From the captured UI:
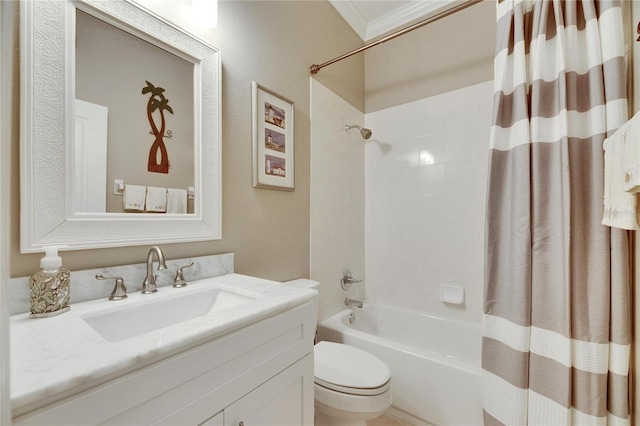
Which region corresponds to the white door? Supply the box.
[74,99,108,212]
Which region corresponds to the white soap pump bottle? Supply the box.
[29,246,71,318]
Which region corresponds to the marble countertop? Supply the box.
[11,273,317,417]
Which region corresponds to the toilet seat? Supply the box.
[315,377,390,396]
[314,341,391,396]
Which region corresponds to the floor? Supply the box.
[367,414,414,425]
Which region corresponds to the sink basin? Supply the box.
[81,288,255,342]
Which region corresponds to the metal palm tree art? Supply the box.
[142,81,173,174]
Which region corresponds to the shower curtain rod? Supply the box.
[310,0,483,75]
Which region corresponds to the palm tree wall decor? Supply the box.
[142,80,173,174]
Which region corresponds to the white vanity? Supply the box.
[11,274,318,425]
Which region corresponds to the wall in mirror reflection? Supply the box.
[75,10,195,214]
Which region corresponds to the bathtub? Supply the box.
[317,304,483,426]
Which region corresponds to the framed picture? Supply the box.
[252,82,295,191]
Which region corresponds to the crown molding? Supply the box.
[366,0,456,40]
[330,0,457,42]
[329,0,369,40]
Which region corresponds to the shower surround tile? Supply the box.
[310,79,366,322]
[365,80,493,323]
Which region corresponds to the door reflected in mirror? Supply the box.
[75,10,195,214]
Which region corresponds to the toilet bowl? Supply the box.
[314,341,392,426]
[283,279,392,426]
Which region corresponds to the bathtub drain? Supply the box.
[348,312,356,324]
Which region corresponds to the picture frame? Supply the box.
[252,82,295,191]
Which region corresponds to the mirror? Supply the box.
[75,10,195,214]
[20,0,221,252]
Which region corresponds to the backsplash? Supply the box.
[9,253,234,315]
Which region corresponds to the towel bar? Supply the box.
[112,179,195,199]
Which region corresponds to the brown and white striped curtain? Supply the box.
[482,1,631,425]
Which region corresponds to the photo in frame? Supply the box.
[252,82,294,191]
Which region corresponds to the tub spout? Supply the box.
[345,297,363,308]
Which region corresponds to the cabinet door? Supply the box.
[199,411,223,426]
[224,354,313,426]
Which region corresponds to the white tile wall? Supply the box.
[365,81,493,323]
[310,79,365,321]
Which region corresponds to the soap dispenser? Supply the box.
[29,246,71,318]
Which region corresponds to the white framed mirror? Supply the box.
[20,0,221,252]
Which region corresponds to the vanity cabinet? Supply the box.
[12,301,316,426]
[196,355,313,426]
[200,412,223,426]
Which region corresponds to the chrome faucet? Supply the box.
[345,297,363,308]
[341,270,362,290]
[141,246,167,294]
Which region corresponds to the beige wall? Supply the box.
[364,0,495,113]
[4,0,364,280]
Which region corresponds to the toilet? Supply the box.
[314,341,392,426]
[284,279,392,426]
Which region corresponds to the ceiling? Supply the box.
[329,0,457,41]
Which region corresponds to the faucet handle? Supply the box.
[173,261,194,288]
[95,273,127,300]
[341,270,362,290]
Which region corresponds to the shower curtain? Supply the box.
[482,1,631,425]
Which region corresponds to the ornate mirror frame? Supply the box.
[20,0,221,252]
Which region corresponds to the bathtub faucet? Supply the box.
[341,270,362,290]
[345,297,363,308]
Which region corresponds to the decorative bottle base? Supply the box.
[29,268,71,318]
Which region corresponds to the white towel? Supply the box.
[145,186,167,213]
[166,188,187,214]
[122,184,146,212]
[621,111,640,192]
[602,119,639,230]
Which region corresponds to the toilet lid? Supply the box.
[314,341,391,391]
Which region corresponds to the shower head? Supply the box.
[345,124,372,140]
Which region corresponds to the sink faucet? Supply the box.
[142,246,167,294]
[173,261,194,288]
[345,297,363,308]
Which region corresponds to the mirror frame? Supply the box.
[20,0,221,253]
